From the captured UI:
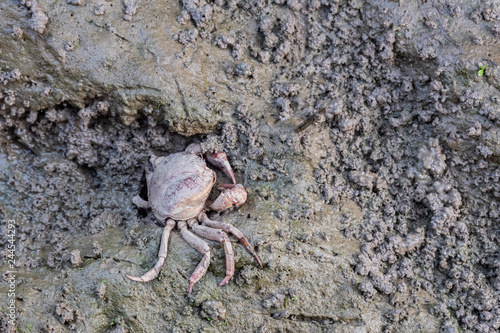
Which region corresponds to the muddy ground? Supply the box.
[0,0,499,332]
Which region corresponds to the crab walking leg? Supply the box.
[199,213,263,268]
[178,221,212,294]
[126,219,175,282]
[132,195,150,209]
[191,223,235,287]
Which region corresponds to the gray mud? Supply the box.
[0,0,499,332]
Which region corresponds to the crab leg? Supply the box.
[191,223,235,287]
[178,221,212,294]
[126,219,176,282]
[132,195,150,209]
[199,213,262,268]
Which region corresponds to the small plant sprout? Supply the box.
[478,63,486,77]
[23,323,32,332]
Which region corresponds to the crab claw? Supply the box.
[205,152,236,184]
[209,184,247,212]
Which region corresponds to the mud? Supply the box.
[0,0,499,332]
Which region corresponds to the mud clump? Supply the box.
[22,0,49,34]
[55,302,75,325]
[69,250,83,267]
[200,300,226,321]
[1,0,500,332]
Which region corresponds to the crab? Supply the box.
[126,143,262,293]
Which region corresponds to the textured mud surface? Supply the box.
[1,0,500,332]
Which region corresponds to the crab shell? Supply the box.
[147,152,216,221]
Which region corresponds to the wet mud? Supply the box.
[1,0,499,332]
